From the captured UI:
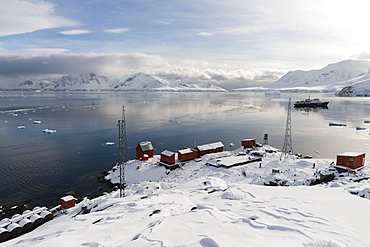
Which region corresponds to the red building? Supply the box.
[136,141,154,159]
[241,139,256,148]
[196,142,224,157]
[336,152,365,170]
[60,195,76,209]
[160,150,175,164]
[178,148,198,161]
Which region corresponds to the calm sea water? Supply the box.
[1,91,370,208]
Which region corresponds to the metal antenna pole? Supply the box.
[118,105,128,198]
[280,98,293,161]
[263,134,268,145]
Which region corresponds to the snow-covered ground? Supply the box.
[4,146,370,246]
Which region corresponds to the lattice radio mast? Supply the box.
[118,105,128,198]
[280,98,293,161]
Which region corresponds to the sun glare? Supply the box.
[322,0,370,33]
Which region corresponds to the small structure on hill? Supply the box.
[6,223,22,239]
[40,210,53,222]
[241,139,256,148]
[19,218,33,233]
[160,150,175,164]
[0,227,10,243]
[207,155,262,168]
[30,214,43,228]
[196,142,224,156]
[136,141,154,159]
[60,195,76,209]
[178,148,198,161]
[336,152,365,170]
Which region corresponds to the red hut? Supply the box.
[160,150,175,164]
[336,152,365,170]
[136,141,154,159]
[196,142,224,157]
[178,148,198,162]
[60,195,76,209]
[241,139,256,148]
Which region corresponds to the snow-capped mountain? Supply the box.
[264,60,370,92]
[114,73,226,91]
[114,72,172,90]
[18,72,227,92]
[19,73,113,90]
[337,72,370,96]
[53,73,113,89]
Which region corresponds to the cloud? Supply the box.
[349,52,370,61]
[156,67,284,90]
[197,32,214,37]
[59,30,93,35]
[104,28,130,34]
[0,53,284,89]
[0,53,169,78]
[155,19,174,25]
[0,0,77,37]
[24,48,70,54]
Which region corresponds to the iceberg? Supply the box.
[43,129,57,134]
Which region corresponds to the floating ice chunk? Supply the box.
[17,126,26,129]
[12,113,18,117]
[33,120,42,124]
[43,129,57,134]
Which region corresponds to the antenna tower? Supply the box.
[280,98,293,161]
[263,134,268,145]
[118,105,128,197]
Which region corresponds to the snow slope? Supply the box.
[114,73,226,92]
[19,73,113,90]
[264,60,370,92]
[4,146,370,246]
[18,73,227,92]
[337,72,370,96]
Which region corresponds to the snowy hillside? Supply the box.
[53,73,113,90]
[5,146,370,246]
[113,73,226,91]
[18,73,227,92]
[264,60,370,92]
[337,73,370,96]
[19,73,113,90]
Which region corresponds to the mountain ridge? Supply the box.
[16,60,370,95]
[18,72,227,92]
[264,60,370,92]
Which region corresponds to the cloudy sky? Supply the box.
[1,0,370,89]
